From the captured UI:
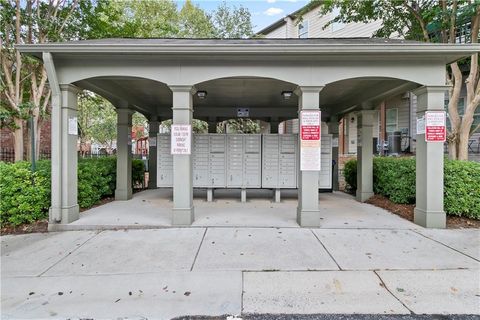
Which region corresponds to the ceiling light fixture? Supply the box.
[196,90,207,99]
[281,91,293,100]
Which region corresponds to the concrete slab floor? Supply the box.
[414,229,480,261]
[43,228,205,276]
[1,231,97,277]
[66,189,418,230]
[242,271,410,314]
[377,269,480,314]
[1,271,242,319]
[2,225,479,317]
[314,229,480,270]
[193,228,338,271]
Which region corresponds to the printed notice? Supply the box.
[148,137,156,147]
[171,124,192,155]
[425,111,446,142]
[300,110,321,171]
[416,115,425,135]
[68,117,78,135]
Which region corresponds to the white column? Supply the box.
[328,116,340,191]
[356,110,375,202]
[413,86,447,228]
[170,85,195,225]
[50,84,80,224]
[115,108,133,200]
[148,117,160,189]
[296,86,323,227]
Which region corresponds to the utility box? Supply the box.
[192,134,227,187]
[319,134,333,189]
[227,134,261,188]
[262,134,297,188]
[157,134,173,187]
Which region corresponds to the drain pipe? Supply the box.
[43,52,62,223]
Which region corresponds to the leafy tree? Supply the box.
[1,0,88,161]
[313,0,479,160]
[178,0,214,38]
[211,1,254,38]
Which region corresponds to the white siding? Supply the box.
[292,9,381,38]
[265,24,288,38]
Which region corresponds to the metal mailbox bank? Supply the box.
[157,132,333,201]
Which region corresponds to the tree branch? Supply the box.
[403,0,430,42]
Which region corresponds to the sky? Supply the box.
[174,0,309,32]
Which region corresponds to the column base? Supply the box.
[356,191,374,202]
[49,204,79,224]
[172,207,195,225]
[297,207,321,227]
[115,188,133,201]
[414,207,446,229]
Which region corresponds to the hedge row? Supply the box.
[0,157,145,226]
[343,157,480,219]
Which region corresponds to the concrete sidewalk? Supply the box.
[1,225,479,319]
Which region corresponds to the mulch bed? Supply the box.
[366,194,480,229]
[1,220,48,235]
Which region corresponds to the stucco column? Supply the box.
[115,108,133,200]
[50,84,80,224]
[356,110,375,202]
[148,117,160,189]
[296,86,323,227]
[328,116,340,191]
[413,86,447,228]
[170,85,195,225]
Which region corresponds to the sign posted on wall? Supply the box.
[300,110,321,171]
[171,124,191,155]
[425,111,446,142]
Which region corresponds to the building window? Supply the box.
[298,20,309,38]
[386,108,398,133]
[331,7,345,32]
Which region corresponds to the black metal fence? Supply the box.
[0,148,51,162]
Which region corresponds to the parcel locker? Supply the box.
[193,135,209,187]
[157,134,173,187]
[318,134,333,189]
[208,134,226,187]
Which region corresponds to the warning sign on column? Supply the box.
[300,110,321,171]
[171,124,191,155]
[425,111,446,142]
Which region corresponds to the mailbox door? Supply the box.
[244,135,261,188]
[157,134,173,187]
[227,135,244,187]
[319,134,333,189]
[209,134,226,187]
[262,135,279,188]
[193,134,209,187]
[279,134,297,188]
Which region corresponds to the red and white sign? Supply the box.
[171,124,192,155]
[300,110,321,171]
[425,111,446,142]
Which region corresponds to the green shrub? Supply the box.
[342,156,480,219]
[0,161,50,226]
[343,159,357,192]
[444,160,480,219]
[373,157,416,204]
[0,156,146,226]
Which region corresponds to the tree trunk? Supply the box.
[457,125,472,160]
[13,119,24,162]
[448,140,458,160]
